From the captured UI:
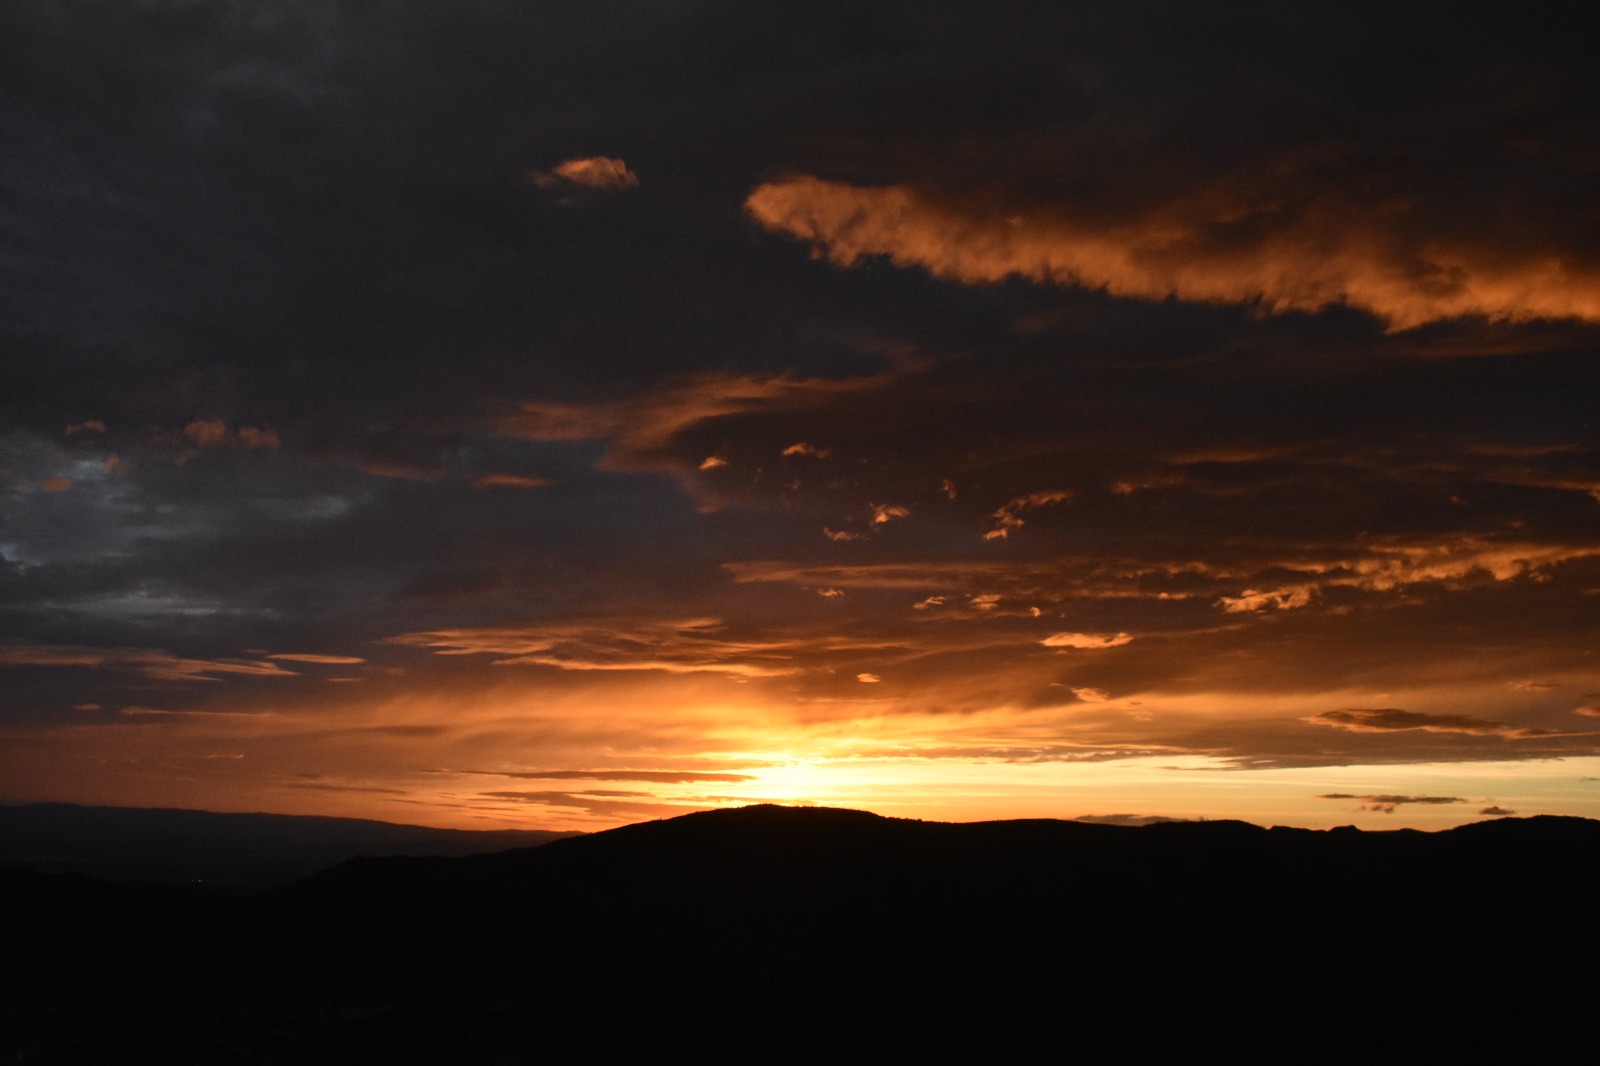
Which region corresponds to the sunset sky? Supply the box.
[3,1,1597,831]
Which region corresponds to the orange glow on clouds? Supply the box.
[746,176,1600,329]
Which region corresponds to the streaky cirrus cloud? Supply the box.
[450,769,758,784]
[494,371,889,477]
[469,472,552,490]
[746,175,1600,330]
[1317,793,1466,814]
[1075,813,1186,826]
[0,643,297,682]
[388,618,907,680]
[1308,708,1558,739]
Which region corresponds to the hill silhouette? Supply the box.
[5,804,1595,1060]
[0,802,579,886]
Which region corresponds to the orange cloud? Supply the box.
[529,156,639,189]
[495,372,886,478]
[1307,708,1556,738]
[746,175,1600,329]
[388,618,905,680]
[183,420,280,450]
[38,476,72,492]
[1041,632,1132,649]
[1217,586,1317,613]
[782,442,831,458]
[470,472,552,490]
[985,489,1071,540]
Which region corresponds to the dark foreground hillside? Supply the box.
[5,805,1596,1061]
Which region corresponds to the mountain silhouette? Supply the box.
[5,804,1595,1061]
[0,802,579,886]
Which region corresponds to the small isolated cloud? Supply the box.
[1217,585,1316,613]
[1076,814,1186,827]
[268,653,367,665]
[471,472,552,490]
[824,528,863,542]
[38,477,71,492]
[1308,708,1555,738]
[236,426,279,449]
[816,588,844,598]
[913,595,946,610]
[969,594,1001,611]
[65,420,106,436]
[349,457,446,481]
[529,156,639,189]
[1574,705,1600,718]
[1317,793,1467,814]
[857,673,881,683]
[1041,632,1133,649]
[1479,805,1517,817]
[782,442,830,458]
[698,455,728,471]
[871,503,910,525]
[985,490,1071,540]
[183,419,280,450]
[939,478,957,501]
[184,419,230,447]
[1071,687,1109,703]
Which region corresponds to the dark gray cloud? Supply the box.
[1317,794,1467,815]
[1075,814,1187,827]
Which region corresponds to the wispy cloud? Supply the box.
[1308,708,1556,738]
[0,643,297,682]
[1317,793,1467,814]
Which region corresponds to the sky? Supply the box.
[3,1,1598,832]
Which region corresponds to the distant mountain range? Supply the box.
[4,804,1596,1060]
[0,802,579,886]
